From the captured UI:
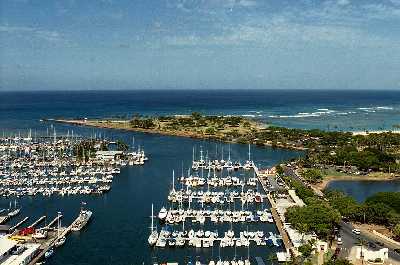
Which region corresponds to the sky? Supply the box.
[0,0,400,91]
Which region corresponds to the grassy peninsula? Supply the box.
[52,112,400,177]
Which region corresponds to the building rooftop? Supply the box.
[0,237,17,258]
[1,243,40,265]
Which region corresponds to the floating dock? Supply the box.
[44,215,62,230]
[28,215,46,228]
[10,217,29,231]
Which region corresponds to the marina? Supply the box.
[0,135,148,197]
[0,115,302,264]
[147,147,289,264]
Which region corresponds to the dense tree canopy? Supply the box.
[326,190,400,230]
[365,192,400,213]
[285,199,341,239]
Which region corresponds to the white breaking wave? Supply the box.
[269,108,336,118]
[269,105,396,119]
[358,106,394,112]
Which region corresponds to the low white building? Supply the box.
[355,247,389,263]
[95,151,123,160]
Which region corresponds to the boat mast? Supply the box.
[57,211,61,238]
[150,204,154,232]
[172,170,175,192]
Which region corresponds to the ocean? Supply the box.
[0,89,398,264]
[1,89,400,133]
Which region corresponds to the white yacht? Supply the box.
[158,207,167,220]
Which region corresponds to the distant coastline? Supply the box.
[46,117,309,151]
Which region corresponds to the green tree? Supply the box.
[298,243,313,258]
[324,258,353,265]
[325,190,359,219]
[191,112,202,120]
[116,140,129,151]
[205,127,216,135]
[285,200,341,239]
[276,165,284,176]
[393,223,400,239]
[302,169,323,184]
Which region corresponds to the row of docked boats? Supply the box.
[167,189,265,204]
[180,175,257,188]
[0,135,147,197]
[153,227,282,249]
[159,208,274,224]
[191,145,254,172]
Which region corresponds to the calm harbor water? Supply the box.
[326,179,400,202]
[0,127,302,264]
[0,89,399,264]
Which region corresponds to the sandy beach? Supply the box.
[352,130,400,135]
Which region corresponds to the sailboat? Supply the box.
[8,199,20,217]
[244,144,252,170]
[55,212,66,247]
[148,204,158,246]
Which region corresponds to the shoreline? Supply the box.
[315,174,400,191]
[48,119,307,151]
[351,130,400,136]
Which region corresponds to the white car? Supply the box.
[352,229,361,235]
[337,237,343,245]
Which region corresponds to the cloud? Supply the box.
[164,20,397,50]
[337,0,350,6]
[361,3,400,20]
[0,25,64,42]
[161,1,400,50]
[168,0,258,12]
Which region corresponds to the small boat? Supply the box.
[54,236,66,247]
[44,248,54,259]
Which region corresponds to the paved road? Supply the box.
[283,165,400,263]
[284,167,306,186]
[339,221,400,264]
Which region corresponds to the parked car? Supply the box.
[337,237,343,245]
[352,229,361,235]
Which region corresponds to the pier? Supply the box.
[44,214,62,229]
[0,215,9,224]
[10,216,29,231]
[254,166,294,258]
[28,210,86,265]
[28,215,46,228]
